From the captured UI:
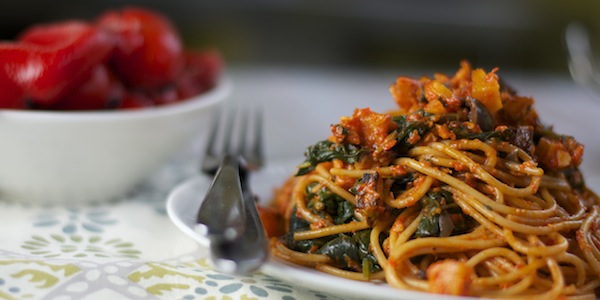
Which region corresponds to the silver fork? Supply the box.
[195,107,268,274]
[565,22,600,97]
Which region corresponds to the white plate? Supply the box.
[166,159,471,300]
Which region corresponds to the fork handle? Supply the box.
[196,154,246,240]
[209,172,269,274]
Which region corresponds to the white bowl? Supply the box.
[0,80,230,205]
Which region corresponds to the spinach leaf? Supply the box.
[296,140,363,175]
[285,207,333,252]
[415,213,440,238]
[389,173,415,197]
[391,114,432,153]
[448,121,511,142]
[288,206,310,232]
[305,184,356,225]
[353,229,382,273]
[446,209,472,235]
[314,230,383,273]
[284,232,332,253]
[415,190,452,238]
[335,201,355,225]
[353,229,372,258]
[414,190,476,238]
[316,235,360,269]
[315,187,340,215]
[453,127,510,142]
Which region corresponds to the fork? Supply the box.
[564,22,600,96]
[195,107,268,274]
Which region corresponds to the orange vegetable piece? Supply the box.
[471,68,502,114]
[424,80,452,103]
[389,77,421,113]
[427,259,473,296]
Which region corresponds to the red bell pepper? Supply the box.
[16,20,115,105]
[0,21,115,108]
[97,7,185,89]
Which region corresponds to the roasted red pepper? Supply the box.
[176,49,222,99]
[97,7,185,89]
[117,91,153,109]
[0,44,30,108]
[0,7,220,110]
[15,21,115,105]
[47,64,125,110]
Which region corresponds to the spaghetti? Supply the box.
[267,61,600,299]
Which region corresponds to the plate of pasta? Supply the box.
[168,61,600,299]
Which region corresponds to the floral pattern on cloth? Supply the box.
[0,153,343,300]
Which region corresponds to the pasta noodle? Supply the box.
[266,61,600,298]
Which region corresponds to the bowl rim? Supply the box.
[0,77,231,121]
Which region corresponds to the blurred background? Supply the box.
[1,0,599,75]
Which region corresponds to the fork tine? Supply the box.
[221,107,237,156]
[236,108,249,158]
[242,108,264,171]
[203,108,221,155]
[196,106,246,239]
[252,108,265,168]
[201,107,243,174]
[200,107,223,174]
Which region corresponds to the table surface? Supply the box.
[1,65,599,300]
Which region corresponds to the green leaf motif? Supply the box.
[70,235,83,243]
[23,241,46,247]
[89,236,101,243]
[0,260,80,277]
[196,258,212,269]
[128,262,205,284]
[31,236,49,243]
[115,242,133,248]
[0,260,80,293]
[51,234,65,243]
[146,283,189,296]
[11,269,58,288]
[20,234,142,259]
[0,290,17,300]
